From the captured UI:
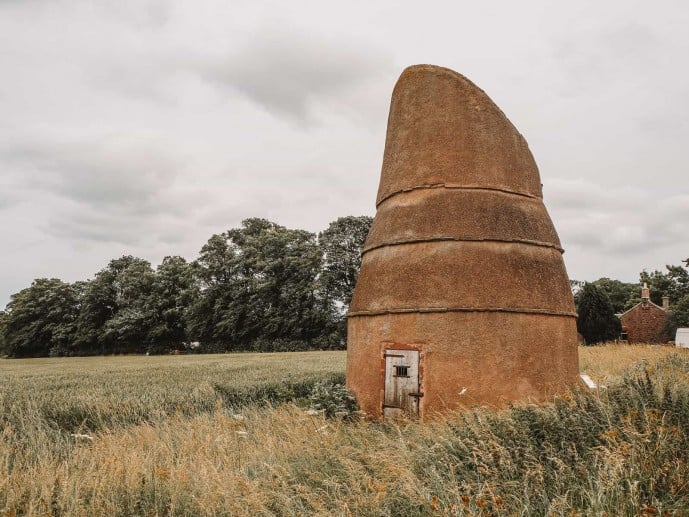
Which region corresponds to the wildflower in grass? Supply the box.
[601,429,619,441]
[70,433,94,442]
[308,381,359,420]
[154,466,170,480]
[641,504,658,515]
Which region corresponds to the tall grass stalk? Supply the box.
[1,346,688,515]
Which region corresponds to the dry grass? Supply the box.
[2,346,689,515]
[579,342,684,382]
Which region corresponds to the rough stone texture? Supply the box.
[364,188,563,253]
[347,64,580,418]
[376,65,542,205]
[620,301,668,343]
[351,241,574,316]
[349,312,578,417]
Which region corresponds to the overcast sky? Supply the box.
[1,0,688,307]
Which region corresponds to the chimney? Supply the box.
[662,295,670,310]
[641,282,650,301]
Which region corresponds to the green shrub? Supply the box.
[577,282,621,344]
[308,380,360,420]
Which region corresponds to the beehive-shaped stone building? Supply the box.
[347,65,579,419]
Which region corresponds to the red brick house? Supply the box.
[619,283,669,343]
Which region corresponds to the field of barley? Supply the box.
[2,345,689,516]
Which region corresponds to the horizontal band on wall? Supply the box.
[361,236,564,255]
[376,183,541,207]
[348,307,578,318]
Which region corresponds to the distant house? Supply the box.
[619,283,669,343]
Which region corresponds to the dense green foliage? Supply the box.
[0,311,6,352]
[640,265,689,308]
[319,215,373,306]
[2,278,80,357]
[0,217,371,357]
[576,283,622,344]
[187,218,340,352]
[664,293,689,337]
[573,277,639,313]
[75,256,156,355]
[318,215,373,341]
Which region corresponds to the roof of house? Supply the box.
[619,300,667,317]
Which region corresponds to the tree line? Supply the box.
[0,216,372,358]
[573,258,689,344]
[1,215,687,356]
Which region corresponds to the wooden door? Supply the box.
[383,350,420,418]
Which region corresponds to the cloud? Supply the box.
[0,134,196,245]
[3,135,179,206]
[0,0,171,27]
[0,194,13,210]
[551,21,661,93]
[547,178,689,255]
[95,0,171,29]
[201,28,392,124]
[87,56,178,104]
[1,0,688,303]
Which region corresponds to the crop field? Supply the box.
[0,351,346,432]
[1,345,689,515]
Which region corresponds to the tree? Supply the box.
[75,256,155,354]
[186,233,241,350]
[147,256,198,353]
[188,219,338,351]
[228,218,337,349]
[0,310,8,356]
[573,278,638,314]
[0,215,376,356]
[576,282,621,345]
[671,294,689,327]
[319,216,372,308]
[663,293,689,341]
[1,278,80,357]
[640,264,689,306]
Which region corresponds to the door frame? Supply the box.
[380,343,424,418]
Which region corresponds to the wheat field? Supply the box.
[1,345,688,515]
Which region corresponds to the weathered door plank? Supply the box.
[383,349,419,418]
